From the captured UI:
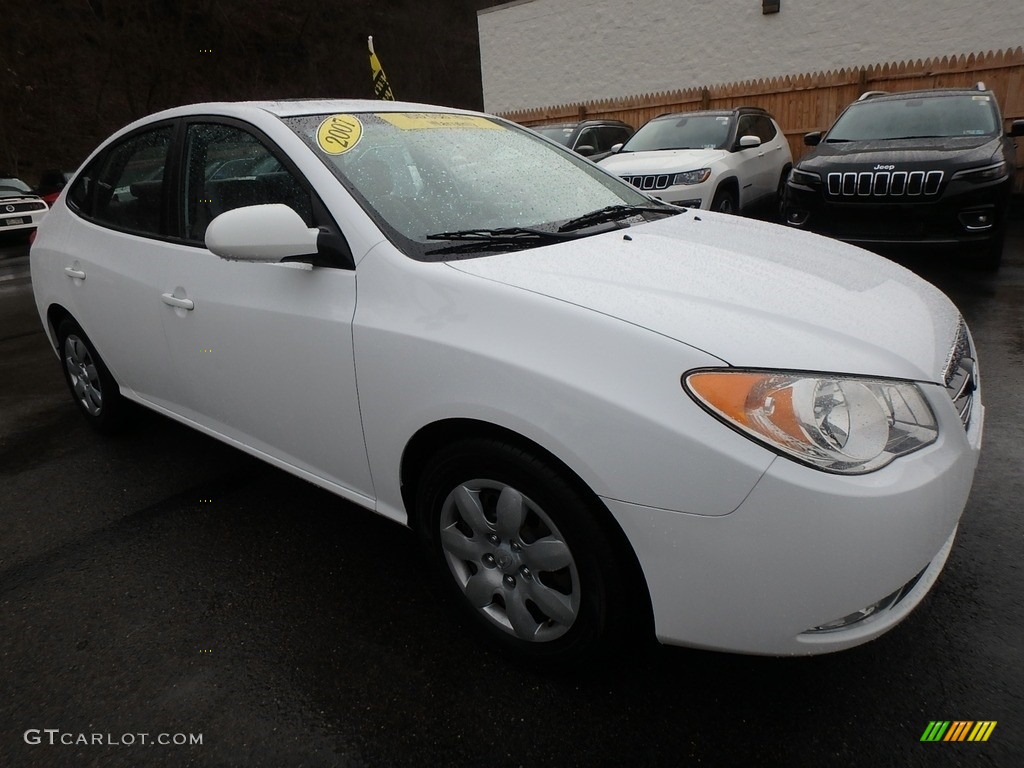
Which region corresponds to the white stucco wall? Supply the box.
[478,0,1024,113]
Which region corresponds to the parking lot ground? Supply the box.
[1,208,1023,767]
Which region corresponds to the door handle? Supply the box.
[161,293,195,311]
[64,267,86,280]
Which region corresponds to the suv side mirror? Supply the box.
[738,135,761,149]
[609,143,624,154]
[1008,119,1024,138]
[804,131,822,147]
[575,144,597,157]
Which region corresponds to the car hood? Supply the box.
[599,148,727,174]
[445,213,960,382]
[800,136,1000,170]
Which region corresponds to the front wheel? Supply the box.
[711,185,737,214]
[415,438,636,666]
[776,170,790,223]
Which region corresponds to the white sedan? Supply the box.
[30,100,982,664]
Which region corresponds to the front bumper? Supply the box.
[782,175,1011,249]
[604,384,983,655]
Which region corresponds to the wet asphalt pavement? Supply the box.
[1,216,1022,768]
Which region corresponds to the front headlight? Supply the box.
[951,161,1007,183]
[684,369,938,474]
[673,168,712,185]
[788,168,821,186]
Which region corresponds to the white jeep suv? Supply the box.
[599,107,792,215]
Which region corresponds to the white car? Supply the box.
[599,108,793,215]
[1,177,48,238]
[31,100,981,664]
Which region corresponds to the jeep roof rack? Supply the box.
[857,90,888,101]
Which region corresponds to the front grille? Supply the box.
[1,200,46,214]
[622,174,672,192]
[943,319,977,431]
[826,170,943,198]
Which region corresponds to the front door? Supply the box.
[157,121,373,502]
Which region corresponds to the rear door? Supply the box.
[59,123,180,408]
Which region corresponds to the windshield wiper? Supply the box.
[423,226,581,256]
[425,226,578,242]
[556,204,679,233]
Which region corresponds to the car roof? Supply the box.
[535,119,630,128]
[652,107,769,120]
[853,87,994,104]
[127,99,478,127]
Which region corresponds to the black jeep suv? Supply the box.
[783,84,1024,269]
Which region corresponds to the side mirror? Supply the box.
[1008,119,1024,138]
[575,144,597,156]
[609,143,624,154]
[804,131,822,147]
[205,204,353,269]
[738,135,761,149]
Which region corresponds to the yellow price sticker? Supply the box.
[377,113,501,131]
[317,114,363,155]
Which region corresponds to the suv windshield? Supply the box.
[284,112,673,260]
[827,94,1001,141]
[620,114,732,152]
[533,125,575,146]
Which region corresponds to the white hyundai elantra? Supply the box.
[30,100,982,664]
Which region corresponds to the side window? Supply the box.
[67,126,173,237]
[184,123,314,243]
[736,115,757,144]
[592,127,616,152]
[755,116,778,142]
[575,127,598,150]
[608,127,632,148]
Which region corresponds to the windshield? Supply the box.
[533,125,575,147]
[284,112,667,260]
[827,94,1001,141]
[620,114,733,152]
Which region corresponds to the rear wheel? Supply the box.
[415,438,635,666]
[56,318,126,432]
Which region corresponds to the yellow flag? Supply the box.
[368,36,395,101]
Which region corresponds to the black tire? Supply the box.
[711,185,737,214]
[415,438,636,667]
[776,169,790,223]
[56,318,126,432]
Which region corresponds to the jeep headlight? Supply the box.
[673,168,712,185]
[789,168,821,186]
[684,369,938,474]
[951,161,1007,183]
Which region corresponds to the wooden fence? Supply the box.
[500,48,1024,192]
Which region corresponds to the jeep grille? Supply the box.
[623,174,672,192]
[826,170,944,198]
